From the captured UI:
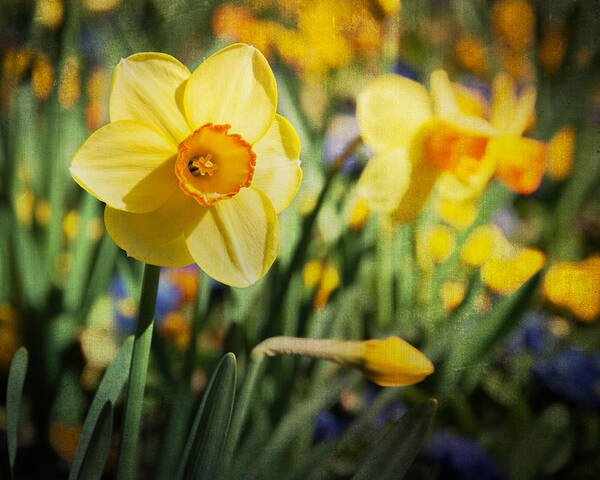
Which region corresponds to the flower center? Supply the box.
[175,123,256,206]
[424,122,489,175]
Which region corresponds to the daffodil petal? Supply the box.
[356,146,412,212]
[110,52,191,144]
[491,73,516,132]
[356,74,432,153]
[506,85,536,136]
[430,70,460,118]
[70,120,178,213]
[104,191,198,267]
[184,44,277,144]
[186,187,279,287]
[252,115,302,213]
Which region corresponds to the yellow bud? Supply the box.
[547,126,575,181]
[86,217,104,241]
[358,337,434,386]
[160,311,190,350]
[252,335,434,387]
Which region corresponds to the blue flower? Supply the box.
[533,346,600,409]
[394,60,420,81]
[323,113,363,176]
[313,411,352,442]
[424,431,503,480]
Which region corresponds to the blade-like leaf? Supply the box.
[77,402,114,480]
[176,353,237,480]
[509,404,571,480]
[6,347,28,476]
[69,336,134,480]
[352,399,437,480]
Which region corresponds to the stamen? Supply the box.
[187,153,217,177]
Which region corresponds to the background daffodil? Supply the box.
[70,44,302,287]
[355,70,495,223]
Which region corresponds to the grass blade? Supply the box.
[6,347,28,476]
[352,399,437,480]
[177,353,237,480]
[69,336,134,480]
[77,402,114,480]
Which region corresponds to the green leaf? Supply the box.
[77,402,114,480]
[69,336,134,480]
[177,353,237,480]
[6,347,28,476]
[510,404,571,480]
[352,399,437,480]
[440,273,540,394]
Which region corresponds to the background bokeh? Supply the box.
[1,0,600,478]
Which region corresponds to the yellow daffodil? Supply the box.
[71,44,302,287]
[356,70,495,223]
[544,257,600,322]
[253,335,434,387]
[460,224,509,267]
[437,73,546,201]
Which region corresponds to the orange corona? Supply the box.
[174,123,256,206]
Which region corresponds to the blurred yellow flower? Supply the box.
[35,0,64,29]
[481,247,545,294]
[314,263,340,310]
[70,44,302,287]
[0,304,20,370]
[455,35,488,75]
[160,311,191,349]
[83,0,123,12]
[356,70,495,223]
[63,210,80,241]
[539,26,566,74]
[14,190,34,227]
[546,126,575,181]
[58,55,81,110]
[440,280,466,312]
[49,422,81,462]
[253,335,434,387]
[2,47,32,84]
[427,225,456,263]
[491,0,535,52]
[460,224,508,267]
[377,0,401,16]
[437,72,545,201]
[435,198,477,230]
[31,52,54,101]
[303,259,323,289]
[544,257,600,322]
[35,199,51,227]
[345,195,371,231]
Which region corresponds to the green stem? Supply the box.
[224,355,265,465]
[264,136,363,337]
[116,263,161,480]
